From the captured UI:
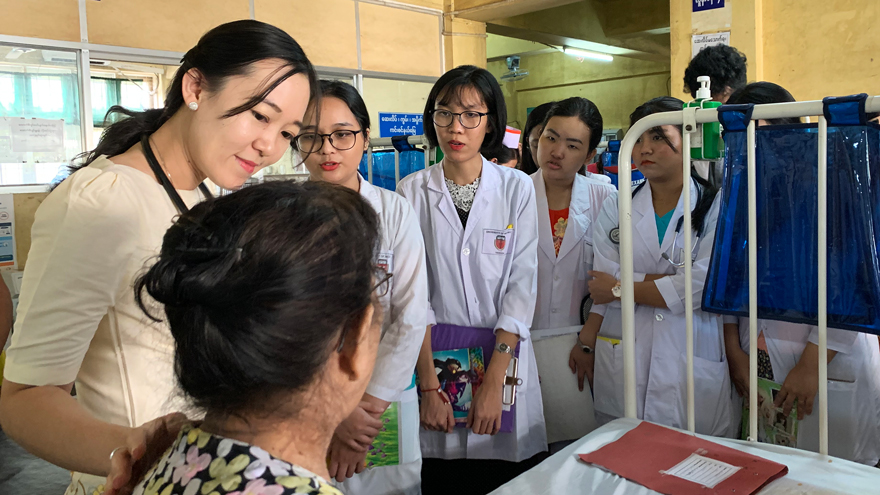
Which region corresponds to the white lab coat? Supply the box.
[529,170,615,443]
[340,177,428,495]
[590,180,734,437]
[729,317,880,465]
[530,170,616,332]
[397,156,547,462]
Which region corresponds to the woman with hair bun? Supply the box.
[132,180,385,494]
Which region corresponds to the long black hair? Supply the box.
[520,101,554,175]
[727,82,800,125]
[423,65,507,154]
[630,96,718,236]
[135,181,380,419]
[71,20,319,177]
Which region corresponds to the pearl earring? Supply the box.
[188,101,199,111]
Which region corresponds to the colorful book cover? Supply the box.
[422,347,486,424]
[741,377,799,448]
[364,402,399,468]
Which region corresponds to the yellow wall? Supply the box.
[360,3,442,76]
[489,51,671,132]
[763,0,880,100]
[87,0,251,52]
[671,0,880,102]
[445,17,488,70]
[0,0,444,77]
[257,0,358,70]
[0,0,81,42]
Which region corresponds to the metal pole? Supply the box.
[682,126,695,433]
[618,126,637,419]
[747,119,759,442]
[817,115,829,455]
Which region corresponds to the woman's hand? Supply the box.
[774,361,819,420]
[588,271,618,304]
[569,344,595,392]
[727,347,751,399]
[333,401,385,452]
[104,412,189,495]
[467,377,503,435]
[420,388,455,433]
[328,434,368,483]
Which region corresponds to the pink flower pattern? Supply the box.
[172,445,211,485]
[228,479,285,495]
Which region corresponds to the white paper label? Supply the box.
[664,453,741,489]
[11,118,64,153]
[691,31,731,59]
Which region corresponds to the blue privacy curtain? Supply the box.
[702,95,880,335]
[358,149,426,191]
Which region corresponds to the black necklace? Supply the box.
[140,134,212,214]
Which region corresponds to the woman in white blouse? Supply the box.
[299,80,428,494]
[0,20,317,495]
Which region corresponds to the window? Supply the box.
[0,44,84,186]
[89,61,173,147]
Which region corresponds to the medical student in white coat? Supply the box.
[532,98,616,331]
[396,65,545,495]
[570,96,734,437]
[300,80,428,494]
[528,98,615,445]
[724,318,880,464]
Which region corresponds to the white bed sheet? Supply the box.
[491,418,880,495]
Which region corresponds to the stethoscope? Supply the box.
[660,181,703,268]
[661,215,702,268]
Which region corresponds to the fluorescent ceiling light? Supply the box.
[563,47,613,62]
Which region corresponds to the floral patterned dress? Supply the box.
[132,426,342,495]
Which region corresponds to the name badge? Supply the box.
[377,250,394,273]
[482,228,513,255]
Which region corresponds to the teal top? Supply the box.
[656,209,675,246]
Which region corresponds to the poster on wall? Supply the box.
[378,113,424,138]
[692,31,731,58]
[693,0,724,12]
[10,118,64,154]
[0,194,17,270]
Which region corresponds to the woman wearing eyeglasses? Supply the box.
[573,97,734,437]
[298,80,428,495]
[396,66,545,494]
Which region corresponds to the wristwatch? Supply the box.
[495,342,515,355]
[576,333,594,354]
[611,281,622,299]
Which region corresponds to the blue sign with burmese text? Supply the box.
[693,0,724,12]
[379,113,424,138]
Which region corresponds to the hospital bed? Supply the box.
[494,95,880,494]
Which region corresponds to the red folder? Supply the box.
[579,422,788,495]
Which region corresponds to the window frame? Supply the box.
[0,33,438,190]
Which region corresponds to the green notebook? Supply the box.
[741,378,799,448]
[364,402,400,468]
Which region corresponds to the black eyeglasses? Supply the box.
[431,110,489,129]
[295,129,363,153]
[335,271,394,352]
